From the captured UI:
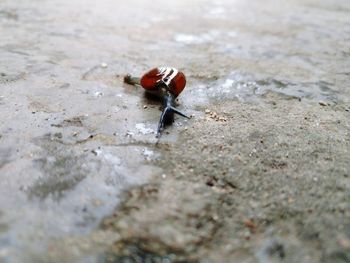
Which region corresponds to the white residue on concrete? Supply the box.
[174,31,220,45]
[142,148,154,161]
[135,123,154,135]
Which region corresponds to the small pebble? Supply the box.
[205,109,211,114]
[244,219,256,230]
[101,62,108,68]
[92,199,103,207]
[94,91,103,97]
[143,105,148,109]
[125,131,134,137]
[319,101,327,106]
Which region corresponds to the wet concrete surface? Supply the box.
[0,0,350,262]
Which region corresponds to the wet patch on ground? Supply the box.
[29,146,89,200]
[51,116,86,128]
[187,72,341,106]
[0,128,163,262]
[0,72,26,84]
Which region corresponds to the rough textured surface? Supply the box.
[1,0,350,262]
[101,94,350,262]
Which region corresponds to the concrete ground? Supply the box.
[0,0,349,262]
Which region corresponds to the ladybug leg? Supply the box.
[170,107,190,119]
[156,91,190,138]
[156,106,190,138]
[163,90,190,119]
[124,74,141,86]
[156,108,168,138]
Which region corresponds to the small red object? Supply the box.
[244,219,257,231]
[140,67,186,97]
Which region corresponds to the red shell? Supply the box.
[140,67,186,97]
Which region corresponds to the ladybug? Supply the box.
[124,67,189,137]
